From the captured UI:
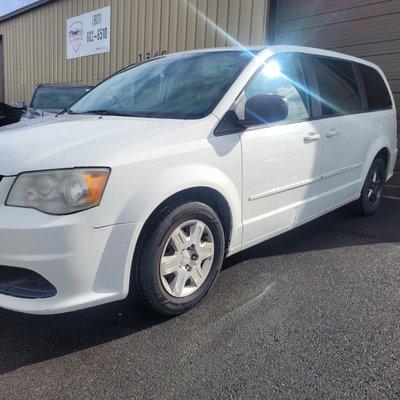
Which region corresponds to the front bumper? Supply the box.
[0,176,136,314]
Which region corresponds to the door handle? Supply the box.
[303,132,321,143]
[326,129,340,138]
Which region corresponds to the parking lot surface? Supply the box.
[1,184,400,400]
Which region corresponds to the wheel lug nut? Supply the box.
[185,265,192,271]
[191,254,199,261]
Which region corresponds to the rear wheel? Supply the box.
[133,201,225,316]
[352,157,386,216]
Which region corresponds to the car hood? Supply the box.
[0,114,188,175]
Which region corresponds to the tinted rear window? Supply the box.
[358,64,392,110]
[311,57,362,116]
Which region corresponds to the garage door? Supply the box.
[270,0,400,169]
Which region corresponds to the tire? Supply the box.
[133,201,225,316]
[352,157,386,216]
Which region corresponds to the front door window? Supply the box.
[234,54,311,125]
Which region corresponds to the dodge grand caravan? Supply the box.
[0,46,397,316]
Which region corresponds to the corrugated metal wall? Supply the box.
[273,0,400,168]
[0,0,270,104]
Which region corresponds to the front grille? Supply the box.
[0,266,57,299]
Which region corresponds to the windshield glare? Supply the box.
[70,51,257,119]
[32,86,91,110]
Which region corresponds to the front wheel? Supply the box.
[352,157,386,216]
[133,201,225,316]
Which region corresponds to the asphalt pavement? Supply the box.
[1,183,400,400]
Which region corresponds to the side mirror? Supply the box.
[241,94,288,127]
[10,100,26,110]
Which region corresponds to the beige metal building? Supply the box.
[0,0,399,165]
[0,0,270,103]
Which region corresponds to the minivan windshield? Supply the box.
[69,51,258,119]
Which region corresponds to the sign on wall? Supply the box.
[67,6,110,60]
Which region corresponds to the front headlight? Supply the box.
[6,168,110,215]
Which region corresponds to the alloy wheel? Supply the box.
[367,168,384,207]
[159,220,215,298]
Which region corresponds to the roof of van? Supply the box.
[170,45,381,71]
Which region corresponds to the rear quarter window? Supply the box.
[358,64,392,111]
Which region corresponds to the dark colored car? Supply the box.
[0,103,24,127]
[11,84,92,121]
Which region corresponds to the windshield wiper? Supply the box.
[83,109,117,115]
[67,109,126,116]
[66,109,160,118]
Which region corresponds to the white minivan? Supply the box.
[0,46,397,316]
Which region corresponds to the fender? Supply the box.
[360,136,392,190]
[115,164,241,245]
[101,165,243,299]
